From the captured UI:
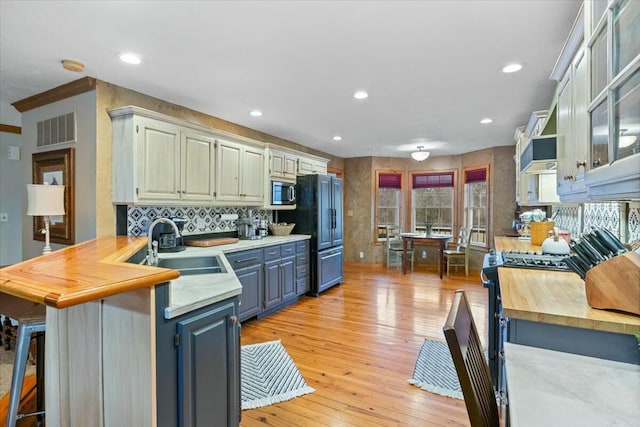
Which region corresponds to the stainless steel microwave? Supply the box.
[271,180,296,205]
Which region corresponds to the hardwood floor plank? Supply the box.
[240,263,486,426]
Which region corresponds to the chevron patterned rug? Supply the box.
[408,338,465,399]
[241,340,315,410]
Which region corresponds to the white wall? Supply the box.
[0,130,23,265]
[21,91,97,260]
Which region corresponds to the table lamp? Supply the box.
[27,183,65,255]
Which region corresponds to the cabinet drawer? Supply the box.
[225,249,263,271]
[295,240,309,254]
[280,243,296,258]
[296,263,308,279]
[297,252,309,265]
[263,245,282,262]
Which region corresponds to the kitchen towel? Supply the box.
[241,340,314,410]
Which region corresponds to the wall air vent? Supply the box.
[37,112,76,147]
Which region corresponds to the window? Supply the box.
[464,166,489,247]
[410,171,455,235]
[375,171,402,242]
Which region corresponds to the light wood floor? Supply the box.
[240,262,489,427]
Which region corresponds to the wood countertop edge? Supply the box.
[494,236,640,335]
[0,236,180,308]
[502,307,640,335]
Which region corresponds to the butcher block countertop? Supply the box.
[0,236,179,308]
[494,236,640,335]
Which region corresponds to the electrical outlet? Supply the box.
[0,212,7,222]
[196,218,206,229]
[421,250,427,259]
[359,251,364,259]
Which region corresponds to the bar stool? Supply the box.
[0,293,46,427]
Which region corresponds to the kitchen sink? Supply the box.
[157,256,227,275]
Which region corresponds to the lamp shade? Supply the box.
[411,146,430,161]
[27,184,65,216]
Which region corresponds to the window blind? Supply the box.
[412,172,454,188]
[378,173,402,189]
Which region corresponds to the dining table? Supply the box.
[400,233,453,278]
[504,342,640,426]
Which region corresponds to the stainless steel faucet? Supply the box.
[146,218,181,266]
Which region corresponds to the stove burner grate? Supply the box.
[501,251,571,272]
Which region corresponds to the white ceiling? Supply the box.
[0,0,581,159]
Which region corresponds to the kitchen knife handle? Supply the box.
[570,242,595,268]
[563,256,586,280]
[597,228,627,254]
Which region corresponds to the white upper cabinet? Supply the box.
[556,46,590,202]
[216,139,264,204]
[136,117,182,202]
[550,1,639,201]
[181,131,216,201]
[269,148,297,180]
[583,0,640,200]
[297,155,328,176]
[110,112,215,205]
[515,112,560,206]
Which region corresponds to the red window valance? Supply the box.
[412,172,454,188]
[464,168,487,183]
[378,173,402,189]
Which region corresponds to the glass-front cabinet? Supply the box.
[585,0,640,199]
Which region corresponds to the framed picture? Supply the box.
[32,148,75,245]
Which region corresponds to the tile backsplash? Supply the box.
[553,202,640,243]
[125,206,273,236]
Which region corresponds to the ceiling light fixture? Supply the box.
[353,90,369,100]
[249,110,263,117]
[61,59,85,72]
[502,63,523,73]
[332,136,342,141]
[411,146,430,162]
[480,118,493,124]
[119,53,141,65]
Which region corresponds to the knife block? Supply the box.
[584,251,640,316]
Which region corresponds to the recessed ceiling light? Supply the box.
[119,53,141,65]
[332,136,342,141]
[353,90,369,100]
[250,110,263,117]
[480,118,493,124]
[502,63,523,73]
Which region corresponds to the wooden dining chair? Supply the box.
[443,290,499,427]
[443,227,472,276]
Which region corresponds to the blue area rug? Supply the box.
[241,340,315,410]
[408,338,465,399]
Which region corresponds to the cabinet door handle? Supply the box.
[576,160,587,169]
[592,158,602,167]
[231,316,238,325]
[235,256,258,263]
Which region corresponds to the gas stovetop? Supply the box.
[501,251,571,272]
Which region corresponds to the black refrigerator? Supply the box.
[280,174,343,296]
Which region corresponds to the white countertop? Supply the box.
[161,234,311,318]
[504,342,640,427]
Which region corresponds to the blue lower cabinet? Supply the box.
[156,284,240,427]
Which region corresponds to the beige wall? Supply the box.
[21,91,98,260]
[343,146,517,269]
